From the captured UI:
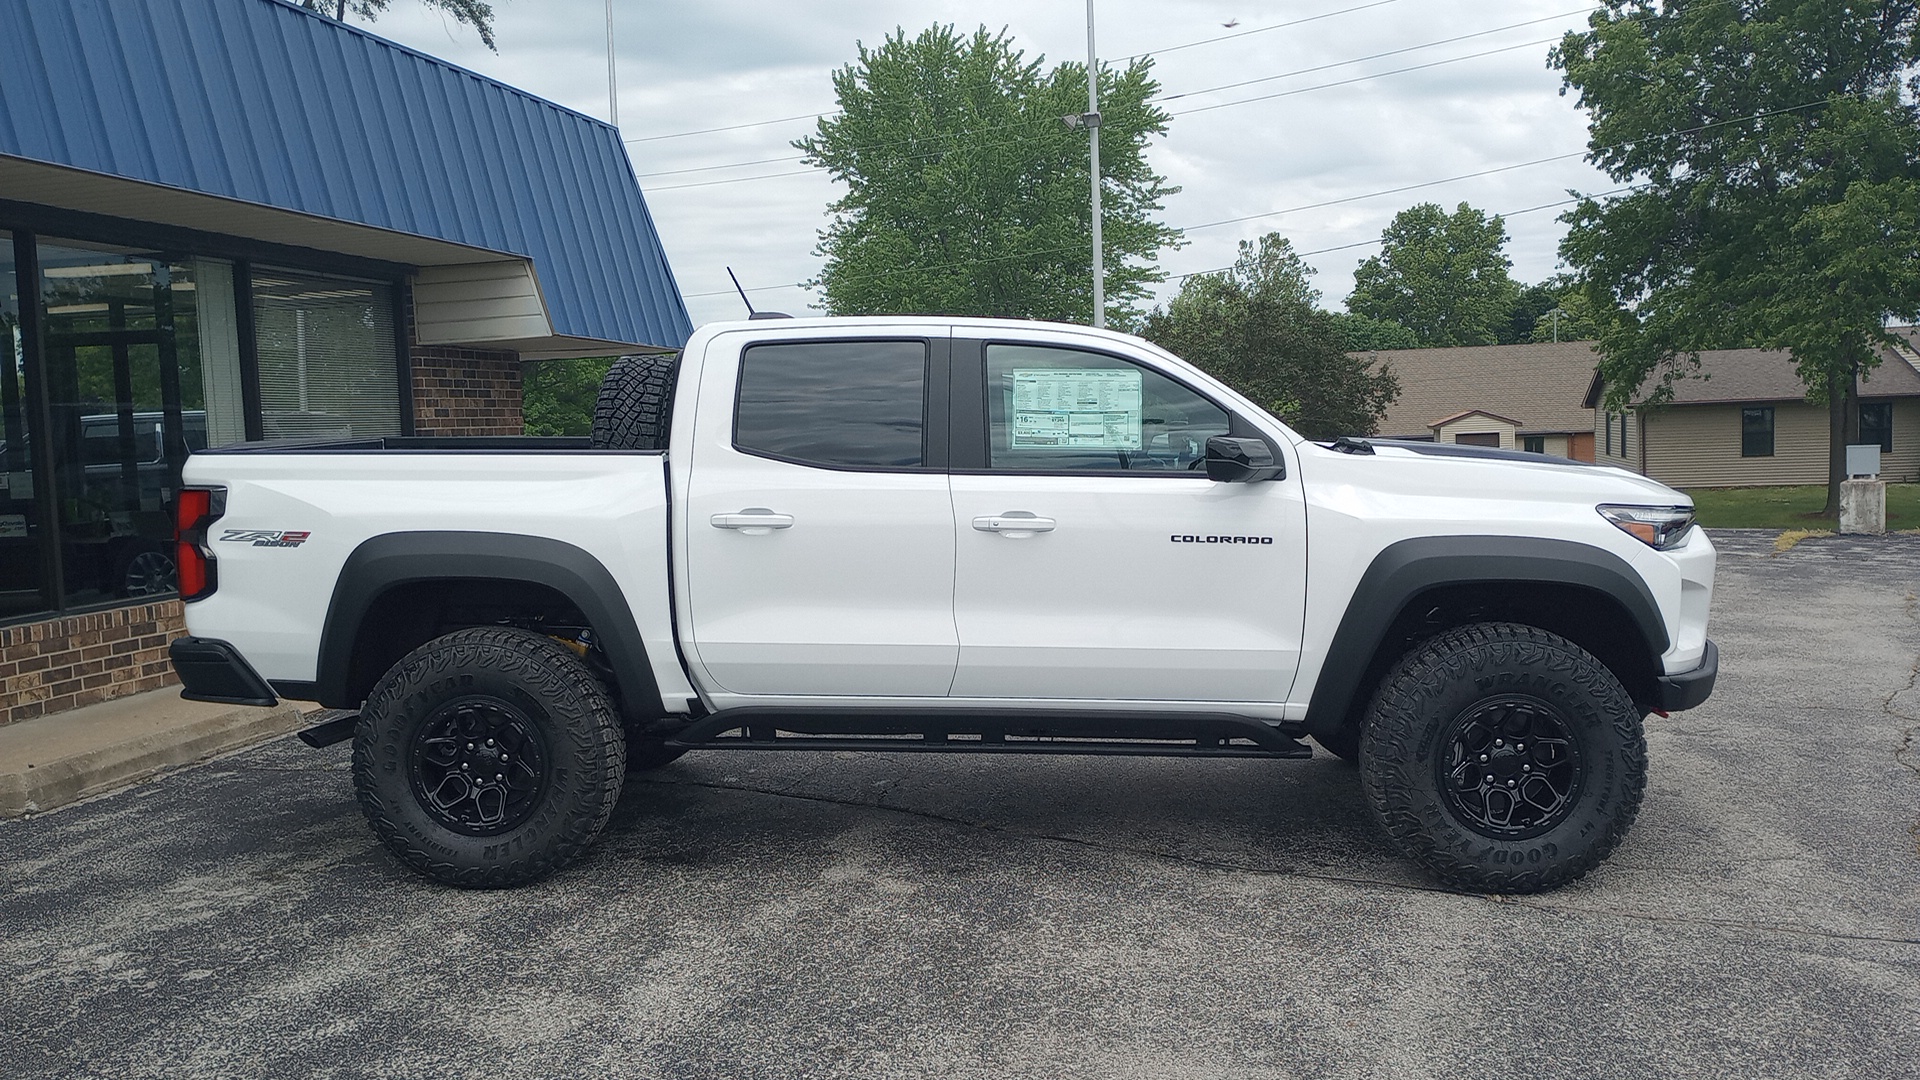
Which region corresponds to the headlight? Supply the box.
[1597,504,1696,549]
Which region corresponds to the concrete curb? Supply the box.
[0,700,308,819]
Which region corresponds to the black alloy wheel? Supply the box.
[408,697,551,835]
[1435,696,1581,840]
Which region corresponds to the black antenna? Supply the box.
[726,266,756,316]
[724,266,793,320]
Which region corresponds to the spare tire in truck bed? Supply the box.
[591,353,677,450]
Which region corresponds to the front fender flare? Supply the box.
[1304,535,1668,742]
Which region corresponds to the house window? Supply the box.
[1523,436,1545,454]
[1860,402,1892,453]
[1603,412,1613,456]
[1619,413,1630,458]
[1742,407,1775,457]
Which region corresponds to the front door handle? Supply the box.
[711,508,794,535]
[972,512,1055,537]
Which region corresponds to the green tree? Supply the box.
[1528,289,1608,343]
[1328,311,1420,352]
[522,357,614,437]
[298,1,498,51]
[1142,234,1399,439]
[795,25,1181,325]
[1554,0,1920,513]
[1346,202,1520,347]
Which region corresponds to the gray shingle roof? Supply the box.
[1362,341,1602,438]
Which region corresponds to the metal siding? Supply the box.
[0,0,690,348]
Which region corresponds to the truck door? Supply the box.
[682,332,957,698]
[946,337,1307,703]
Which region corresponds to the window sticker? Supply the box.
[1009,369,1142,449]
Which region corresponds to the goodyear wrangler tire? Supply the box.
[352,627,627,888]
[591,353,676,450]
[1358,621,1645,893]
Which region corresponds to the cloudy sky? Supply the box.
[364,0,1617,328]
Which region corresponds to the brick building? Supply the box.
[0,0,691,724]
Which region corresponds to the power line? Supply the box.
[626,0,1418,150]
[1169,36,1563,118]
[679,98,1837,300]
[636,10,1597,182]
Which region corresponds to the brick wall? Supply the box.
[0,601,184,726]
[411,344,524,436]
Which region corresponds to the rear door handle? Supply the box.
[711,509,794,535]
[972,512,1055,536]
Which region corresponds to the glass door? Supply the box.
[39,241,208,607]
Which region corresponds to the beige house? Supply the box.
[1365,342,1600,459]
[1584,330,1920,487]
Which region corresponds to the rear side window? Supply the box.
[735,340,927,469]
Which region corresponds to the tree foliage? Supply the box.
[522,357,614,437]
[298,0,498,51]
[1553,1,1920,506]
[1346,202,1520,347]
[1328,311,1421,352]
[1142,234,1399,439]
[795,25,1181,324]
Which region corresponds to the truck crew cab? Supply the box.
[167,317,1717,893]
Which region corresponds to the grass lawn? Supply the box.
[1681,483,1920,530]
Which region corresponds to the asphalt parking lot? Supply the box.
[4,529,1918,1080]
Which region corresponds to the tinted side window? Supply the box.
[735,340,927,468]
[985,344,1229,473]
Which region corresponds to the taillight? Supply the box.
[174,487,225,601]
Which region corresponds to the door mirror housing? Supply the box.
[1204,436,1285,483]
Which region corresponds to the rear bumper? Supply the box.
[1656,638,1717,712]
[168,636,279,707]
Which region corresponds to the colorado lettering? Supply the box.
[1169,534,1273,545]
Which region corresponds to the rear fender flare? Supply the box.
[314,531,660,716]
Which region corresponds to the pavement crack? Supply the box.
[639,776,1920,948]
[1885,591,1920,862]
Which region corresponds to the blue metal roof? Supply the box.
[0,0,692,349]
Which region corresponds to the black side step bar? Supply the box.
[296,710,360,748]
[661,708,1313,760]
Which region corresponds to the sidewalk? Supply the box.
[0,688,310,818]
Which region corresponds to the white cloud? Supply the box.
[362,0,1614,327]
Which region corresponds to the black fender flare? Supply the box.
[311,531,661,716]
[1304,535,1668,741]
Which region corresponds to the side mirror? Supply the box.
[1204,436,1285,483]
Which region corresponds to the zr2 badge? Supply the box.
[219,529,311,548]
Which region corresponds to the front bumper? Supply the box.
[168,636,280,707]
[1655,638,1717,712]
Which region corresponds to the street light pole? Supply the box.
[606,0,618,127]
[1085,0,1104,328]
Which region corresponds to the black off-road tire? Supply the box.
[1359,622,1646,893]
[352,627,627,888]
[591,353,677,450]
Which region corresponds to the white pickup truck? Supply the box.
[167,316,1716,893]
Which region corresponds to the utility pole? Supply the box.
[1085,0,1104,328]
[606,0,618,127]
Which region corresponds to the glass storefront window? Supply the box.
[0,231,403,626]
[254,269,400,440]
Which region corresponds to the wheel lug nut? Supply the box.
[1516,742,1524,751]
[461,763,469,771]
[495,773,503,781]
[1479,754,1489,762]
[487,739,495,746]
[1522,764,1531,772]
[466,743,474,750]
[1494,739,1504,747]
[1485,774,1495,783]
[1506,780,1517,788]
